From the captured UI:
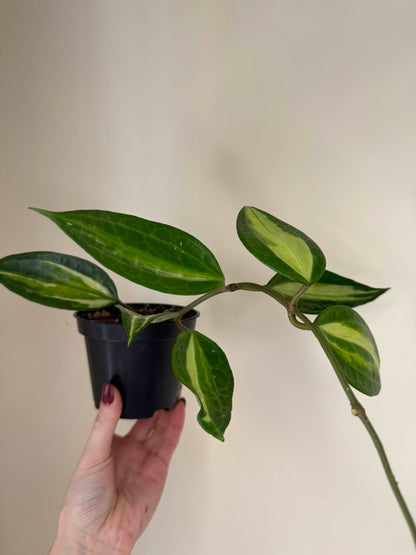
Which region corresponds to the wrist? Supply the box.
[49,532,89,555]
[50,519,133,555]
[50,535,130,555]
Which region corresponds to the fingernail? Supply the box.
[102,383,114,406]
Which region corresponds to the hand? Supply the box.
[50,384,186,554]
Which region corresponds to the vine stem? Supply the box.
[175,281,416,548]
[307,320,416,549]
[287,283,310,329]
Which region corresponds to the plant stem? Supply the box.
[117,301,133,311]
[308,320,416,549]
[287,283,310,330]
[175,281,291,315]
[175,284,230,317]
[175,281,416,548]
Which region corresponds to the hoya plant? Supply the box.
[0,206,415,548]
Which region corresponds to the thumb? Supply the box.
[81,383,123,466]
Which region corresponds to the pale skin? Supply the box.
[49,385,186,554]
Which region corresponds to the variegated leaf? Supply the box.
[117,304,179,346]
[31,208,224,295]
[268,270,389,314]
[315,306,381,396]
[0,251,118,309]
[172,330,234,441]
[237,206,326,284]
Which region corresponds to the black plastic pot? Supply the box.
[75,304,198,419]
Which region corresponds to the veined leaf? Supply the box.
[315,306,381,396]
[0,251,118,309]
[172,330,234,441]
[268,270,389,314]
[31,208,225,295]
[237,206,326,284]
[117,304,179,346]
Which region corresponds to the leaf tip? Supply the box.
[208,428,225,442]
[370,286,390,304]
[29,207,50,217]
[238,205,256,219]
[237,205,250,222]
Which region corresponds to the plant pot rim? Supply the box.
[75,302,199,324]
[74,303,199,342]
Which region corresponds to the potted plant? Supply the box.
[75,303,199,418]
[1,206,415,548]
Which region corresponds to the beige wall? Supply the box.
[1,1,416,553]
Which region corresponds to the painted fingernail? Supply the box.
[102,383,114,405]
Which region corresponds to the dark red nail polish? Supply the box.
[102,383,114,405]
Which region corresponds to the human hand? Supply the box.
[49,384,186,554]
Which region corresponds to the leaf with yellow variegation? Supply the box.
[172,330,234,441]
[0,251,117,310]
[315,305,381,396]
[237,207,326,284]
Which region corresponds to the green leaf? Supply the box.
[172,330,234,441]
[268,270,389,314]
[31,208,225,295]
[315,306,381,396]
[117,304,179,346]
[0,251,118,309]
[237,206,326,284]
